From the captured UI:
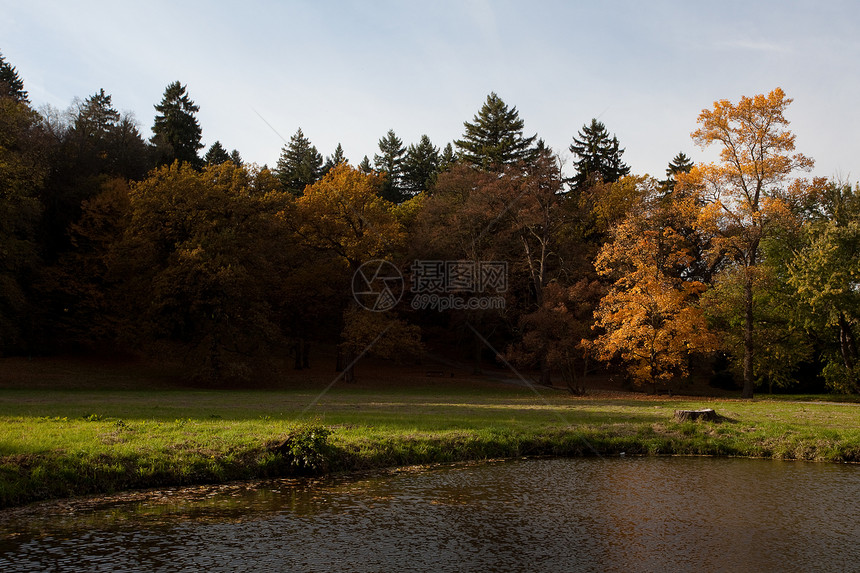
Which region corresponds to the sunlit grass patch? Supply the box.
[0,385,858,507]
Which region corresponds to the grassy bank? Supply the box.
[2,377,860,508]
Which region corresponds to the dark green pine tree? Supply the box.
[0,71,42,353]
[69,89,121,176]
[401,134,439,196]
[54,89,151,184]
[151,81,203,168]
[660,151,695,193]
[322,143,347,175]
[229,149,242,166]
[358,155,373,174]
[109,115,153,181]
[569,118,630,190]
[528,139,559,177]
[276,128,323,196]
[533,138,554,161]
[42,90,151,259]
[438,142,457,173]
[73,89,120,137]
[204,141,231,165]
[72,89,153,178]
[0,51,28,102]
[374,129,407,202]
[455,92,536,170]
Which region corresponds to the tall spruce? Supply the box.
[660,151,695,193]
[110,115,152,181]
[401,134,439,196]
[41,90,150,259]
[358,155,373,174]
[374,129,406,202]
[0,51,28,103]
[322,143,347,175]
[151,81,203,167]
[438,142,457,173]
[50,89,150,187]
[532,138,555,164]
[229,149,242,166]
[73,89,120,139]
[455,92,536,170]
[569,118,630,190]
[204,141,231,165]
[276,128,323,196]
[66,89,151,179]
[68,89,121,176]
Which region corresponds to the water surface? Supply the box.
[1,457,858,572]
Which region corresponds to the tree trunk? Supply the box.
[301,340,310,369]
[742,270,755,399]
[472,333,483,375]
[343,362,355,383]
[539,355,551,386]
[208,330,222,383]
[562,355,585,395]
[336,345,356,383]
[838,312,857,371]
[293,339,303,370]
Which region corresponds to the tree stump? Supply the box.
[674,408,720,422]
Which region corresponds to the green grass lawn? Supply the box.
[2,368,860,508]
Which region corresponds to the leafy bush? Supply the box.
[276,423,332,473]
[822,361,860,394]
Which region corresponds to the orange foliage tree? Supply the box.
[679,87,815,398]
[587,206,717,393]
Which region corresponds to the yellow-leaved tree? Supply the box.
[679,88,815,398]
[292,163,419,382]
[294,163,403,269]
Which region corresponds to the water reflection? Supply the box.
[1,457,859,572]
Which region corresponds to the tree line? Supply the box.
[1,51,856,397]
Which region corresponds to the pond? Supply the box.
[1,457,859,572]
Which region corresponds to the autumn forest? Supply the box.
[1,51,857,400]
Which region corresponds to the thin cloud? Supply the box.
[716,39,793,54]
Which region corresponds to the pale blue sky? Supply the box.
[3,0,858,180]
